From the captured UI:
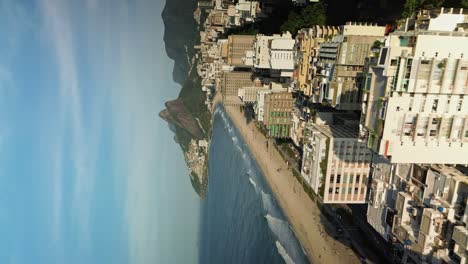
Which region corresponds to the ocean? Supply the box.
[198,106,310,264]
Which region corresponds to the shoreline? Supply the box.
[213,95,361,263]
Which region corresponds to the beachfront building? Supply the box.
[227,35,255,67]
[360,8,468,164]
[263,91,294,138]
[247,32,296,78]
[238,86,268,104]
[255,83,289,122]
[301,123,372,204]
[221,71,255,105]
[317,22,386,110]
[290,108,307,147]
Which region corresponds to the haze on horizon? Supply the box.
[0,0,200,263]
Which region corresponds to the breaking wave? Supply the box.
[276,241,295,264]
[265,214,307,264]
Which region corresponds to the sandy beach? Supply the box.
[214,95,361,263]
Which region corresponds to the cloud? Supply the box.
[38,0,99,249]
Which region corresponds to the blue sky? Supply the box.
[0,0,200,263]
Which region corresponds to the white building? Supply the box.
[301,123,373,203]
[238,86,269,104]
[361,9,468,164]
[252,32,295,77]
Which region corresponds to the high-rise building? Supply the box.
[227,35,255,67]
[301,123,372,203]
[362,8,468,263]
[247,32,296,78]
[221,71,255,105]
[294,26,340,98]
[317,22,386,110]
[360,11,468,164]
[264,91,294,138]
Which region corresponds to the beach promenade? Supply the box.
[214,94,362,263]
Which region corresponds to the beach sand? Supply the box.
[215,97,361,263]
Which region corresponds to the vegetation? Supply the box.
[376,118,384,137]
[190,170,208,199]
[162,0,198,84]
[372,40,384,49]
[402,0,467,18]
[291,167,317,202]
[226,24,259,36]
[280,3,326,34]
[318,139,330,198]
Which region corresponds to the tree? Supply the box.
[462,0,468,8]
[402,0,445,18]
[280,3,326,34]
[402,0,421,18]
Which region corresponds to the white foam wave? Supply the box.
[249,177,257,189]
[261,191,280,218]
[265,214,306,264]
[276,241,296,264]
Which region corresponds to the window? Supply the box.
[329,188,333,194]
[432,99,439,113]
[356,175,360,182]
[430,130,437,137]
[336,174,341,183]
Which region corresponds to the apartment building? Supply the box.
[255,83,288,122]
[362,8,468,263]
[294,27,340,98]
[247,32,296,78]
[227,35,255,67]
[301,123,372,203]
[317,22,386,110]
[360,9,468,164]
[264,91,294,138]
[221,71,255,105]
[367,162,468,263]
[238,85,268,104]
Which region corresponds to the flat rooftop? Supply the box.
[311,123,360,139]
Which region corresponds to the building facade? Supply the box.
[264,91,294,138]
[360,13,468,164]
[301,123,373,203]
[317,22,386,110]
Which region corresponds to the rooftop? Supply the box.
[310,123,360,139]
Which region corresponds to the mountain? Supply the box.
[162,0,198,85]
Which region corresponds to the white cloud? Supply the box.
[39,0,99,249]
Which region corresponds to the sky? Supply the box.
[0,0,200,263]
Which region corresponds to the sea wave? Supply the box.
[265,214,307,264]
[249,177,258,190]
[260,191,281,219]
[276,241,296,264]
